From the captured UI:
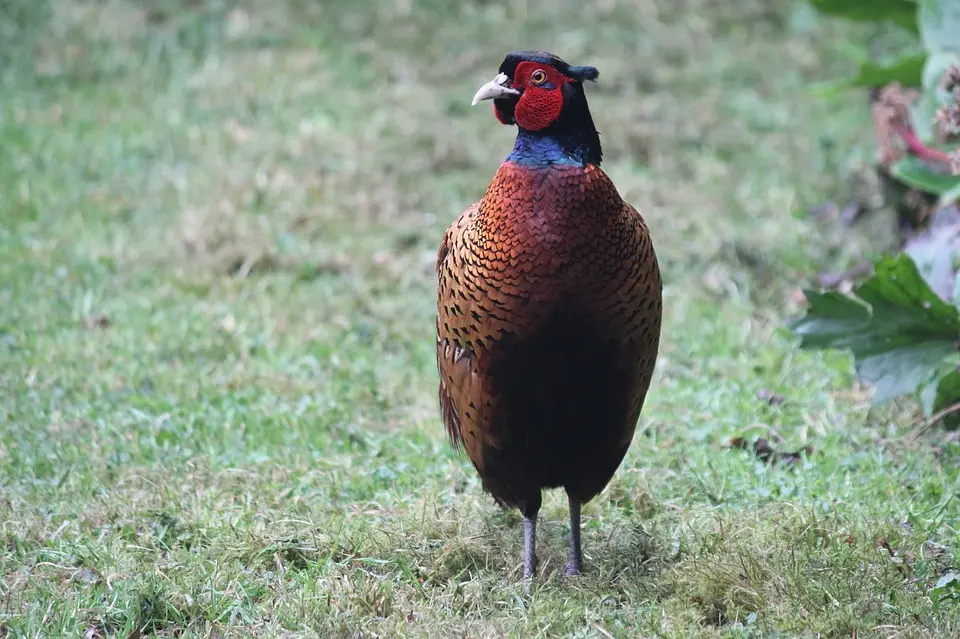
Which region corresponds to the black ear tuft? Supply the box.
[567,65,599,82]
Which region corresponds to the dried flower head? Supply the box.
[943,65,960,93]
[938,65,960,143]
[873,82,920,165]
[878,82,919,122]
[937,105,960,136]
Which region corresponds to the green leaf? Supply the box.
[811,0,920,33]
[932,571,960,610]
[849,54,926,88]
[932,369,960,428]
[941,183,960,209]
[910,92,939,141]
[919,0,960,52]
[859,346,956,401]
[921,373,941,414]
[922,51,960,91]
[903,208,960,300]
[791,292,872,350]
[936,571,960,589]
[791,254,960,404]
[857,254,960,331]
[953,269,960,310]
[890,154,960,195]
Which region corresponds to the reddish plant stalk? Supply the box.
[892,122,954,166]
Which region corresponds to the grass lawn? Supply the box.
[2,0,958,636]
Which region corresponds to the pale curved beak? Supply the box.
[471,73,520,106]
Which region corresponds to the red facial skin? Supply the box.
[494,61,573,130]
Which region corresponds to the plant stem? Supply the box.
[909,401,960,440]
[893,123,955,166]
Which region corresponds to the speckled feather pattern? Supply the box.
[436,161,662,514]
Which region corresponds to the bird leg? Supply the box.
[566,494,582,576]
[523,512,538,580]
[521,496,541,582]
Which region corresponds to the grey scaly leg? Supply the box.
[566,494,582,576]
[523,513,538,580]
[521,494,541,584]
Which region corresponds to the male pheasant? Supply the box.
[436,51,662,580]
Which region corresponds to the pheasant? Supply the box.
[435,51,662,580]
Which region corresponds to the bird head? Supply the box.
[471,51,599,132]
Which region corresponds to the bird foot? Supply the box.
[564,560,581,577]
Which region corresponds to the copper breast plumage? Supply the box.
[436,161,662,509]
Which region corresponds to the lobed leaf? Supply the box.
[889,154,960,195]
[791,254,960,404]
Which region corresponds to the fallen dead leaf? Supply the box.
[726,436,813,466]
[83,314,110,329]
[757,389,784,406]
[923,540,951,559]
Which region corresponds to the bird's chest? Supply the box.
[470,190,621,294]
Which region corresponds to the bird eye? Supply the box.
[530,70,547,86]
